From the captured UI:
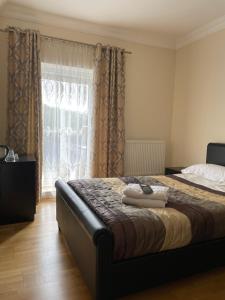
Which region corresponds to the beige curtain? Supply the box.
[91,44,125,177]
[7,27,42,203]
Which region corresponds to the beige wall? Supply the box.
[0,17,176,164]
[2,16,225,167]
[170,29,225,166]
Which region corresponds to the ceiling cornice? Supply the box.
[2,2,225,50]
[176,14,225,49]
[0,3,176,49]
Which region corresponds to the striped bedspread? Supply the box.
[68,175,225,261]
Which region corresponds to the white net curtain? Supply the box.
[40,38,95,194]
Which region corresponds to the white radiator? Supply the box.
[124,140,165,176]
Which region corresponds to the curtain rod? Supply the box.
[0,28,132,54]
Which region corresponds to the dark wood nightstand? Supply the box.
[0,156,36,225]
[165,167,184,175]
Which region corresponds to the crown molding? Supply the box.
[3,2,225,50]
[176,14,225,49]
[0,3,176,49]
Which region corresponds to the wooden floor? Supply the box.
[1,199,225,300]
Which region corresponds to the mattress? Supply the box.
[68,174,225,261]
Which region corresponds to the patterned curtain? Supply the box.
[91,44,125,177]
[7,27,42,203]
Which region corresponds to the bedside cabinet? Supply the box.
[165,167,184,175]
[0,156,36,225]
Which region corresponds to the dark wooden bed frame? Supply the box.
[55,143,225,300]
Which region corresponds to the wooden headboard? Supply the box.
[206,143,225,166]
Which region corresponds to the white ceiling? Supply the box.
[5,0,225,37]
[1,0,225,49]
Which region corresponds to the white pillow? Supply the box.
[181,164,225,182]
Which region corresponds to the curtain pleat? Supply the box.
[7,27,42,203]
[91,44,125,177]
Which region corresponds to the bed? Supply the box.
[55,143,225,300]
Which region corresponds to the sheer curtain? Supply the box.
[40,38,95,194]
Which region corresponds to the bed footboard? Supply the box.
[55,179,113,300]
[56,179,225,300]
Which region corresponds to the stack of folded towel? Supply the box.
[122,184,169,208]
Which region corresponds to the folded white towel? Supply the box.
[123,184,169,201]
[122,196,166,208]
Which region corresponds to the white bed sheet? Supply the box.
[175,173,225,193]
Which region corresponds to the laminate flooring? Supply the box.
[0,199,225,300]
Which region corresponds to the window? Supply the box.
[41,62,93,193]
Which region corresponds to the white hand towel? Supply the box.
[122,196,166,208]
[123,184,169,201]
